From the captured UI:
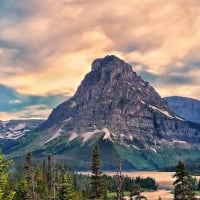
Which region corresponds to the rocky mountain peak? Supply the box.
[74,55,166,110]
[91,55,131,72]
[76,55,135,91]
[39,55,200,149]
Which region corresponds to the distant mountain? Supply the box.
[0,119,44,154]
[5,55,200,170]
[0,119,44,140]
[165,96,200,124]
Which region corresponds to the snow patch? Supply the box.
[0,135,5,139]
[175,116,185,121]
[68,133,78,141]
[2,121,10,128]
[70,101,77,108]
[63,117,72,123]
[149,104,184,121]
[139,81,145,86]
[126,82,136,90]
[172,140,188,145]
[81,130,100,142]
[129,134,133,141]
[12,123,26,130]
[132,145,140,150]
[42,129,63,145]
[171,140,191,148]
[149,105,174,119]
[150,147,157,153]
[10,133,25,140]
[102,128,111,140]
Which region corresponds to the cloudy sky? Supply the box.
[0,0,200,120]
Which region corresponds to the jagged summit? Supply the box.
[76,54,135,92]
[38,55,200,148]
[91,55,131,71]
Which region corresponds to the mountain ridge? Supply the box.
[165,96,200,124]
[4,55,200,170]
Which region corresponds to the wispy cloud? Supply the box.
[0,84,69,120]
[0,0,200,119]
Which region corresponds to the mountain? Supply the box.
[165,96,200,124]
[0,120,44,140]
[5,55,200,170]
[0,119,44,153]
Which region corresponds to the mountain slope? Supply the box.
[165,96,200,124]
[6,55,200,170]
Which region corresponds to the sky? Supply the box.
[0,0,200,120]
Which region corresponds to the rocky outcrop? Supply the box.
[165,96,200,124]
[38,55,200,148]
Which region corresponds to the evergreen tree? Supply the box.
[0,152,15,200]
[14,179,27,200]
[47,155,52,192]
[34,167,48,200]
[24,152,36,200]
[90,145,103,200]
[197,179,200,191]
[173,160,196,200]
[129,183,147,200]
[130,183,141,199]
[59,170,76,200]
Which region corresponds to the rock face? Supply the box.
[39,55,200,148]
[165,96,200,124]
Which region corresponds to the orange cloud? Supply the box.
[0,0,200,99]
[0,105,51,121]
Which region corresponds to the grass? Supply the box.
[107,191,131,200]
[107,192,117,200]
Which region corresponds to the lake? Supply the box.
[79,171,200,200]
[105,171,175,189]
[106,171,174,200]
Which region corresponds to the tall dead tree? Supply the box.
[116,157,123,200]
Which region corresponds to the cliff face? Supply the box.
[165,96,200,124]
[38,55,200,148]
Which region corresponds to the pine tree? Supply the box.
[116,157,123,200]
[197,179,200,191]
[173,160,196,200]
[47,155,52,192]
[0,152,15,200]
[14,179,27,200]
[24,151,36,200]
[59,170,76,200]
[90,145,104,200]
[130,183,141,199]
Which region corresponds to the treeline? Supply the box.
[1,145,200,199]
[0,145,158,200]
